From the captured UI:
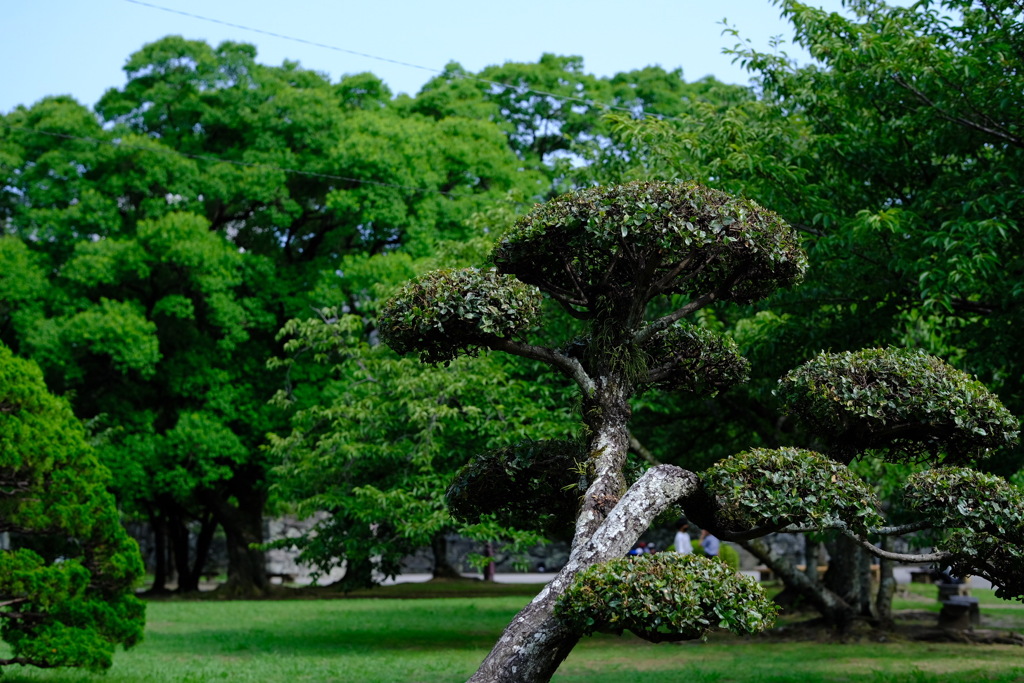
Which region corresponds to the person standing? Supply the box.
[674,518,693,554]
[700,529,720,558]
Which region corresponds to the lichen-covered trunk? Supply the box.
[469,468,699,682]
[468,380,630,682]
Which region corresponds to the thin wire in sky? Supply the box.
[121,0,675,121]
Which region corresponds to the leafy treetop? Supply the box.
[777,348,1019,464]
[905,466,1024,599]
[378,268,543,365]
[700,447,883,536]
[491,180,807,320]
[555,553,776,642]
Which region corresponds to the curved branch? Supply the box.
[626,429,661,466]
[843,529,951,564]
[755,519,935,539]
[651,256,695,294]
[634,290,719,346]
[890,73,1024,149]
[873,521,934,536]
[715,522,789,541]
[546,289,592,320]
[487,338,596,397]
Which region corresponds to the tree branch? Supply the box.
[0,598,29,609]
[573,465,700,566]
[873,521,934,536]
[545,290,592,320]
[626,429,661,466]
[487,338,596,396]
[0,657,56,667]
[846,531,951,564]
[890,73,1024,150]
[633,290,719,346]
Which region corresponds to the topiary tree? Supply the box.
[727,347,1022,628]
[378,181,1024,683]
[0,344,145,671]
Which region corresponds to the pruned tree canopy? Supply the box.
[379,268,543,365]
[491,181,807,318]
[640,322,749,394]
[445,439,586,541]
[905,467,1024,599]
[699,447,883,536]
[778,348,1019,464]
[554,553,777,642]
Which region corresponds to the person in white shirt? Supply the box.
[674,517,692,554]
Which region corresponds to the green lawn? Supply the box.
[2,585,1023,682]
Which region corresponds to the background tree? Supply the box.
[268,238,576,588]
[0,36,539,595]
[0,344,145,671]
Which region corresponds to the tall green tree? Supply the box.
[1,36,544,595]
[268,237,577,588]
[0,344,145,671]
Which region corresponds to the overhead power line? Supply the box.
[121,0,675,121]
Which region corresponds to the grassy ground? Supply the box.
[2,581,1022,682]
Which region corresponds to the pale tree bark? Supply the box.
[467,464,699,683]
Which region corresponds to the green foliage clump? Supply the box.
[701,447,882,534]
[0,345,145,670]
[492,180,806,306]
[905,467,1024,599]
[446,440,586,541]
[555,554,777,642]
[641,322,749,395]
[778,348,1019,464]
[379,268,543,364]
[689,540,741,571]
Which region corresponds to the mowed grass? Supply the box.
[2,584,1023,683]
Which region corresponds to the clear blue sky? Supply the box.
[2,0,854,114]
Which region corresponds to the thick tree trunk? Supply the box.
[875,536,896,629]
[168,512,200,593]
[431,532,463,579]
[741,537,854,628]
[191,513,217,583]
[468,464,699,683]
[211,489,270,598]
[147,510,170,593]
[824,534,874,622]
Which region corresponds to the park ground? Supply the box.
[2,576,1023,682]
